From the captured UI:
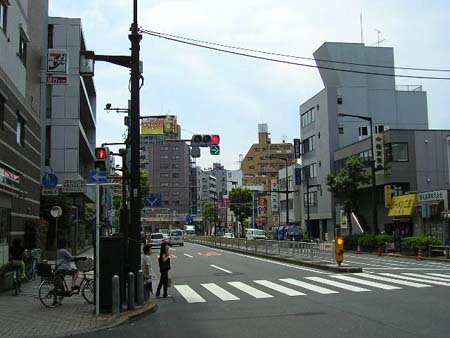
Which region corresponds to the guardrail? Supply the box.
[428,245,450,259]
[189,236,336,263]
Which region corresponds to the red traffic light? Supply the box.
[95,147,108,160]
[211,135,220,145]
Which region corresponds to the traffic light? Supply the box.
[191,134,220,147]
[335,236,344,266]
[95,147,109,172]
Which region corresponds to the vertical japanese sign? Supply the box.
[373,134,384,172]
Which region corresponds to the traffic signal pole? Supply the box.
[129,0,142,272]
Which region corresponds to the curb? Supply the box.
[352,250,450,263]
[31,302,158,338]
[190,241,362,273]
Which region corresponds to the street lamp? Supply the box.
[338,112,378,233]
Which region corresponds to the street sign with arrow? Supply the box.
[210,145,220,155]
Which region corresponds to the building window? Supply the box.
[0,95,5,130]
[359,150,372,167]
[172,146,179,151]
[45,126,51,164]
[173,155,180,160]
[385,143,409,162]
[16,114,25,146]
[163,200,169,205]
[161,191,169,196]
[160,146,169,151]
[161,182,169,187]
[160,163,169,169]
[302,135,316,153]
[338,125,344,134]
[160,155,168,160]
[18,29,28,66]
[304,191,318,206]
[249,165,255,169]
[358,126,368,137]
[172,164,180,169]
[247,157,253,161]
[160,173,169,178]
[47,24,53,48]
[172,191,180,196]
[172,172,179,178]
[375,125,385,134]
[301,107,315,127]
[337,96,343,104]
[0,1,7,33]
[302,163,317,180]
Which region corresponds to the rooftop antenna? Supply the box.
[371,29,386,47]
[360,12,364,44]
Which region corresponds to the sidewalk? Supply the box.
[0,246,157,338]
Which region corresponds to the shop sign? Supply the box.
[62,179,86,193]
[47,49,68,85]
[271,179,279,211]
[418,190,448,209]
[0,167,20,191]
[373,133,384,172]
[384,185,392,209]
[388,194,417,217]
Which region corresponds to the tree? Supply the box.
[229,187,253,237]
[202,203,218,235]
[326,156,371,235]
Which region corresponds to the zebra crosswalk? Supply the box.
[171,272,450,304]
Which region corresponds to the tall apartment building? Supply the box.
[0,1,48,254]
[299,42,428,239]
[242,124,295,191]
[40,17,97,249]
[206,163,227,195]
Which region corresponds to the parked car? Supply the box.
[245,228,266,240]
[223,232,235,238]
[169,229,184,246]
[148,233,165,247]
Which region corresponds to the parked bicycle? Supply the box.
[37,257,94,308]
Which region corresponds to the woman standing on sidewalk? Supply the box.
[155,242,171,298]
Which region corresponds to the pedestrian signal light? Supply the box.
[211,135,220,145]
[95,147,108,160]
[335,236,344,266]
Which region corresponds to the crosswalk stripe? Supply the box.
[201,283,239,301]
[227,282,273,298]
[254,280,306,296]
[210,265,233,274]
[305,277,370,292]
[174,285,206,303]
[402,273,450,282]
[355,273,431,288]
[379,273,450,286]
[280,278,338,294]
[425,273,450,279]
[331,275,401,290]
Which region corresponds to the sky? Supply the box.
[49,0,450,170]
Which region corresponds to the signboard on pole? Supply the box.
[294,138,301,159]
[62,179,87,193]
[47,49,68,85]
[42,188,59,196]
[373,133,384,172]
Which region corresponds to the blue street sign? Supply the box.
[185,215,194,223]
[41,173,58,189]
[295,167,302,185]
[144,193,162,207]
[294,138,301,159]
[90,170,108,183]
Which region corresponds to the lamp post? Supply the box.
[338,113,378,233]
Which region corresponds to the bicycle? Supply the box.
[37,257,95,308]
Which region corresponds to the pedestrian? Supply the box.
[155,242,171,298]
[141,244,154,300]
[10,239,26,282]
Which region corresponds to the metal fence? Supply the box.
[189,236,336,263]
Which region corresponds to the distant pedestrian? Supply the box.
[155,242,171,298]
[10,239,26,281]
[141,244,154,299]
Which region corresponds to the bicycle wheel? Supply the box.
[38,279,59,308]
[81,278,94,304]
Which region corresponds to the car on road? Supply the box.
[147,233,165,247]
[169,229,184,246]
[223,232,235,238]
[245,228,266,240]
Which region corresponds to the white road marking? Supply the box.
[379,273,450,286]
[254,280,306,296]
[305,277,370,292]
[201,283,239,301]
[210,264,232,274]
[402,273,450,282]
[331,275,401,290]
[365,267,450,271]
[211,248,330,274]
[346,255,449,267]
[174,285,206,303]
[184,253,193,258]
[345,260,390,268]
[280,278,339,294]
[228,282,273,298]
[425,273,450,279]
[170,248,176,251]
[355,273,431,288]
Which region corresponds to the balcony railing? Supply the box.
[396,85,422,92]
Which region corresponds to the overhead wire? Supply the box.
[140,28,450,80]
[141,28,450,73]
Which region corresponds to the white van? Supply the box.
[245,228,266,240]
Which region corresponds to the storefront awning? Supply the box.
[388,194,417,217]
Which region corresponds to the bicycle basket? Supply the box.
[75,258,94,272]
[36,263,52,277]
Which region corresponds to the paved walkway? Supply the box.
[0,247,117,338]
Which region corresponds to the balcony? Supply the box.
[395,85,422,92]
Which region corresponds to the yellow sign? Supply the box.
[141,115,179,136]
[388,194,417,217]
[384,185,392,208]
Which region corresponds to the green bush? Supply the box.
[344,234,393,251]
[401,236,443,250]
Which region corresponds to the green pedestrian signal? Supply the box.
[210,145,220,155]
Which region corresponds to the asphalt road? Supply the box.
[75,242,450,338]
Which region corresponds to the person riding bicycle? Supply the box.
[56,239,83,290]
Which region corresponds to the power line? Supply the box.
[141,28,450,73]
[140,29,450,80]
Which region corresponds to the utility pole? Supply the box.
[129,0,142,272]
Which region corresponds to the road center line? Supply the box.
[184,253,193,258]
[210,264,233,274]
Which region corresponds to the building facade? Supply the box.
[277,164,302,227]
[0,0,48,257]
[299,42,429,240]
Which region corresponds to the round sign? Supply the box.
[50,206,62,218]
[42,173,58,189]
